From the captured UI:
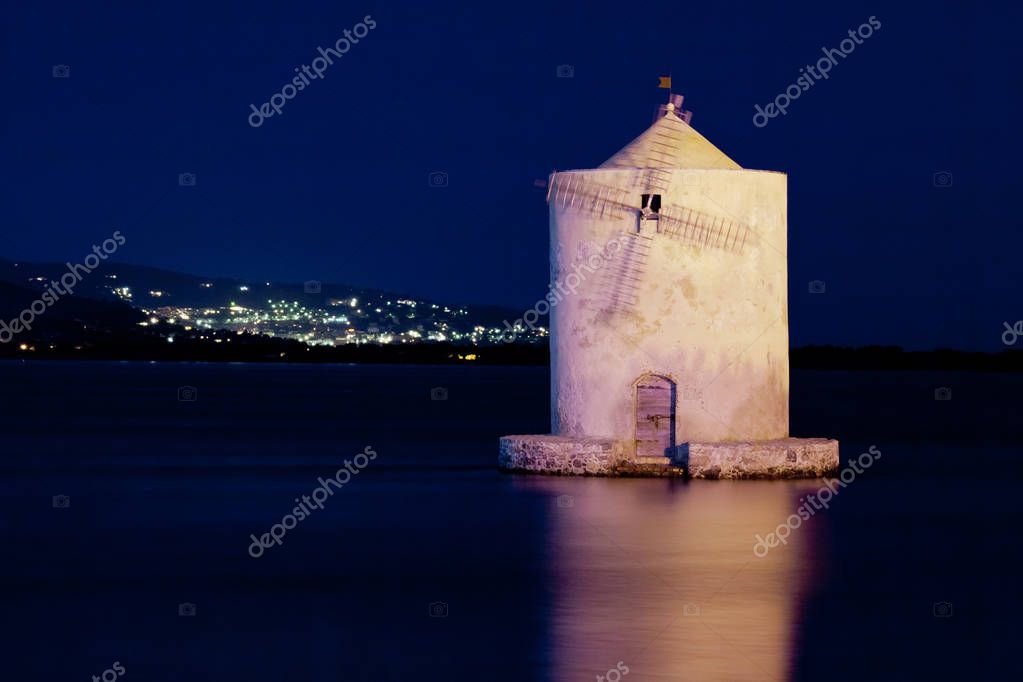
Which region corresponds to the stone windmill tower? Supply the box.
[500,94,838,478]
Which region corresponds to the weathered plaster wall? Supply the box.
[550,168,789,451]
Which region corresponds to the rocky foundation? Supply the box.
[498,435,626,475]
[499,435,839,479]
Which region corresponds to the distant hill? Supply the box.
[0,257,536,358]
[2,258,1019,370]
[0,258,520,323]
[0,278,144,345]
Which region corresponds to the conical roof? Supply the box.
[600,109,741,170]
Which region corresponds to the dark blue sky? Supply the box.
[2,0,1020,350]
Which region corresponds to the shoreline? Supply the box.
[1,344,1020,371]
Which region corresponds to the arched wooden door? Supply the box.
[634,374,676,458]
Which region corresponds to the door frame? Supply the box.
[632,372,677,458]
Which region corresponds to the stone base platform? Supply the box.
[499,435,839,479]
[498,435,626,476]
[682,438,839,479]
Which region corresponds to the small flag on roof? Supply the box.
[658,76,671,89]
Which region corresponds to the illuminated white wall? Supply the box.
[549,167,789,450]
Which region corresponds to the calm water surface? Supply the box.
[0,361,1019,680]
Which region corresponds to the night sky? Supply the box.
[2,0,1020,350]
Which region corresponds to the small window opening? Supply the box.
[640,193,661,217]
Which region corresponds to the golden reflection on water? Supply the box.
[515,477,828,682]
